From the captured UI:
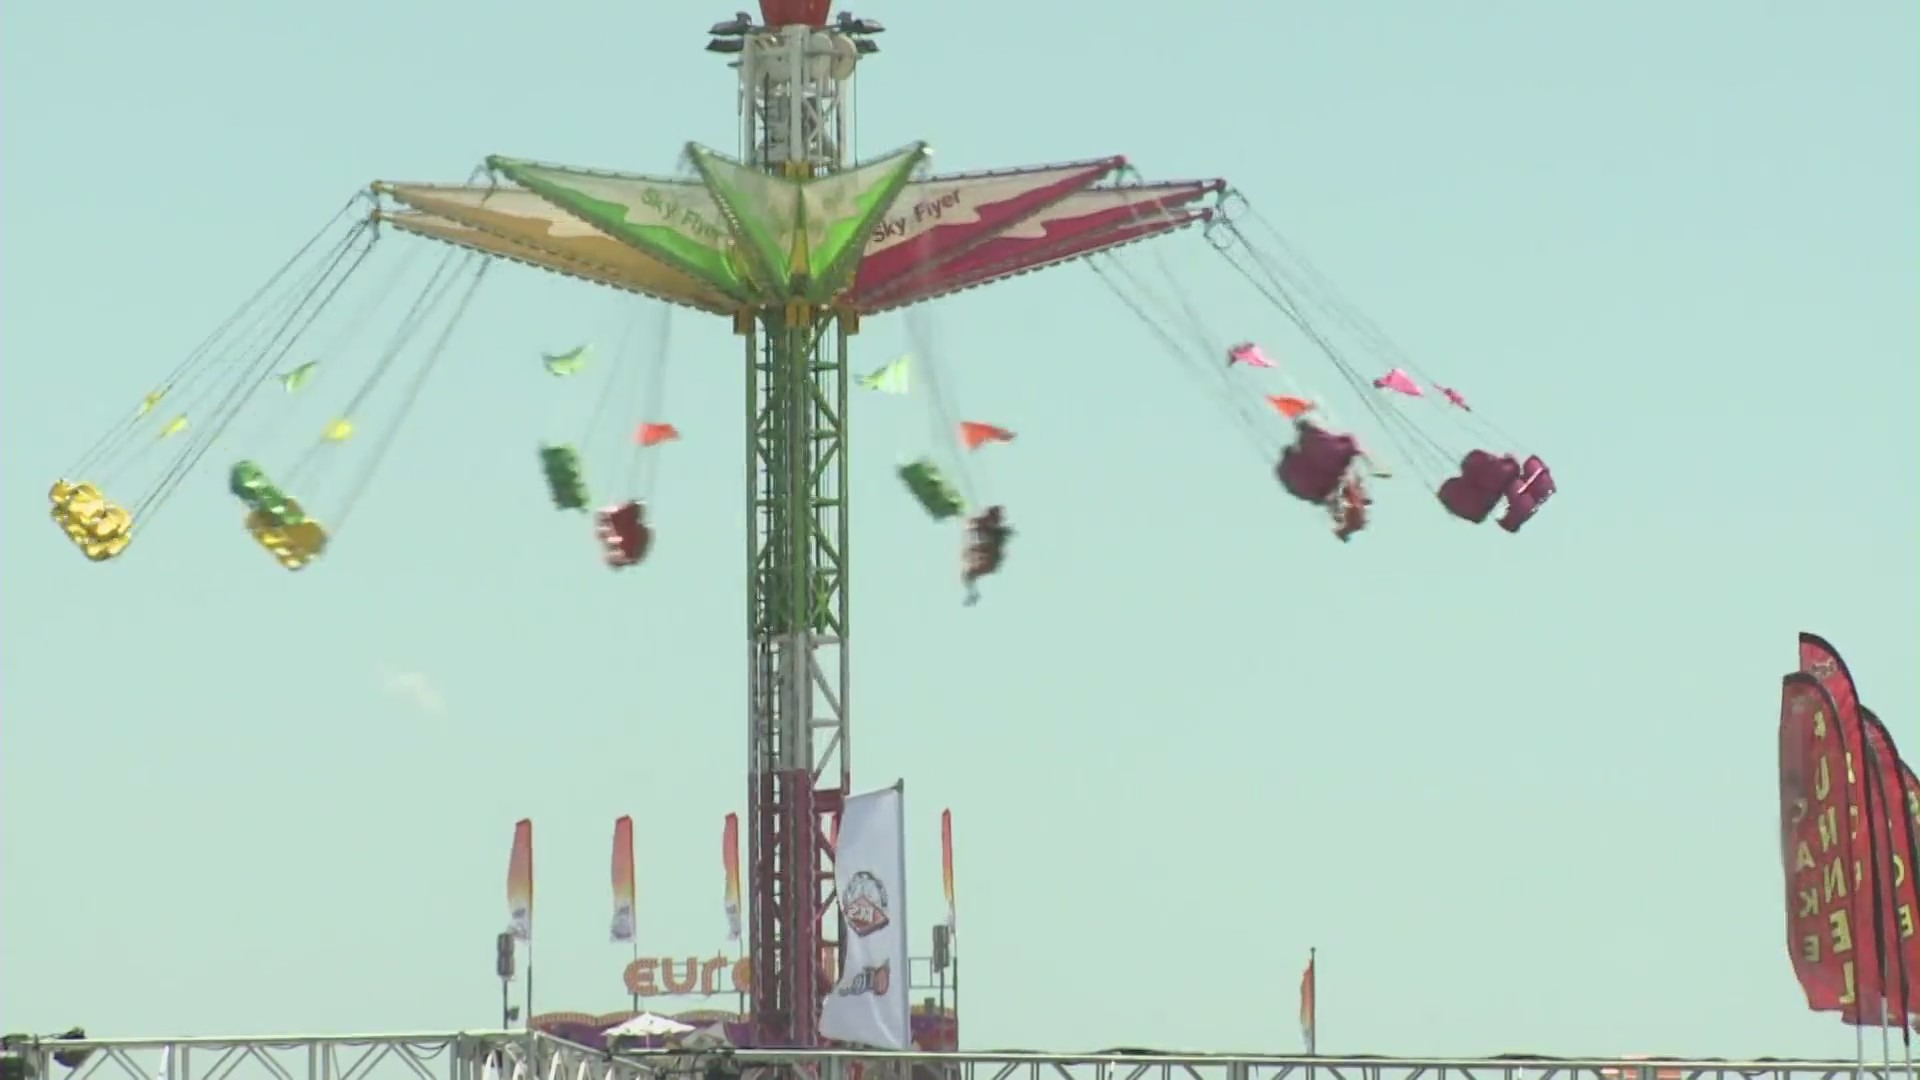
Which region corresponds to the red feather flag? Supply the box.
[1785,633,1920,1031]
[958,421,1014,451]
[1780,672,1861,1013]
[635,422,681,447]
[1854,706,1920,1028]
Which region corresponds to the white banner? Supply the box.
[819,783,911,1049]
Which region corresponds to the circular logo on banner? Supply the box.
[842,871,891,937]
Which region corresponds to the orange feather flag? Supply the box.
[1267,395,1314,420]
[941,809,956,931]
[506,819,533,941]
[611,816,636,943]
[722,813,742,942]
[1299,950,1317,1052]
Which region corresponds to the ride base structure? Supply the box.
[0,1032,1907,1080]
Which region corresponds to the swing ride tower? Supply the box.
[207,0,1224,1049]
[726,0,860,1050]
[27,0,1623,1061]
[704,0,1232,1047]
[700,0,1225,1044]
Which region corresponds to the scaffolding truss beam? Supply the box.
[6,1032,1912,1080]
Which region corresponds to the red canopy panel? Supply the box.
[857,179,1225,313]
[854,158,1126,300]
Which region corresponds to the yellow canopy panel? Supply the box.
[376,211,736,315]
[373,187,739,315]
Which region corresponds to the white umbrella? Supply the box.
[604,1013,696,1039]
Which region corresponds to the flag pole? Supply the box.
[896,780,912,1046]
[1308,947,1317,1056]
[1301,947,1317,1080]
[630,940,641,1014]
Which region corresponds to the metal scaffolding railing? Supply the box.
[3,1033,1916,1080]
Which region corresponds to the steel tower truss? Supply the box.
[737,15,857,1050]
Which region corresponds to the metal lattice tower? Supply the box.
[731,0,857,1049]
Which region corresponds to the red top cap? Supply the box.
[759,0,831,26]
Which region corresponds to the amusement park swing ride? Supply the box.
[44,0,1560,1052]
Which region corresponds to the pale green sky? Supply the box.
[2,0,1917,1059]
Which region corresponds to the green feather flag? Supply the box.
[542,345,591,377]
[280,361,319,392]
[860,355,910,394]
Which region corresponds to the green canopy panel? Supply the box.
[686,142,930,304]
